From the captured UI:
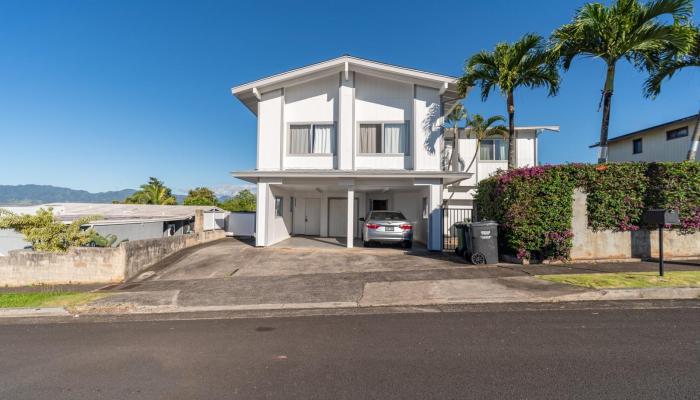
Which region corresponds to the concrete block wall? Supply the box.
[570,190,700,261]
[0,230,226,287]
[0,247,125,287]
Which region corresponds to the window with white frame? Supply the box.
[480,138,508,161]
[359,122,410,154]
[274,196,283,217]
[289,124,336,155]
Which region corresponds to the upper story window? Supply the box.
[359,122,410,154]
[480,138,508,161]
[289,124,336,155]
[666,126,688,140]
[632,138,643,154]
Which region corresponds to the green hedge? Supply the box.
[475,162,700,261]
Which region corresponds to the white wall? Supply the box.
[283,74,339,169]
[355,73,414,170]
[268,186,293,245]
[392,191,425,243]
[607,119,699,162]
[258,90,283,170]
[413,86,441,171]
[257,71,451,173]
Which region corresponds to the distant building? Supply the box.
[0,203,226,256]
[590,114,699,162]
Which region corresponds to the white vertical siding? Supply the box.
[607,119,698,162]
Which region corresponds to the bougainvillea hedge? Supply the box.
[474,162,700,261]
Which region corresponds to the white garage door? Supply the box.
[329,198,359,238]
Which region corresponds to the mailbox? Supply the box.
[642,208,680,277]
[642,209,680,226]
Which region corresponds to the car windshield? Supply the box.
[370,211,406,221]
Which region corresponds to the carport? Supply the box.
[233,170,470,251]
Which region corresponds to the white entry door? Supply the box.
[328,198,359,238]
[293,198,321,236]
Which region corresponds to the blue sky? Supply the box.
[1,0,698,195]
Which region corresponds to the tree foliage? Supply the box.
[0,208,99,252]
[464,113,508,174]
[644,25,699,97]
[551,0,696,162]
[184,187,218,206]
[476,162,700,261]
[124,177,177,205]
[219,189,256,212]
[458,33,559,169]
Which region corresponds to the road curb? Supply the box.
[0,307,70,318]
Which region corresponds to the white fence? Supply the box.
[203,212,227,231]
[225,212,256,237]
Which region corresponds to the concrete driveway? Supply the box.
[142,237,465,281]
[90,238,700,313]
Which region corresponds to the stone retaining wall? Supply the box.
[0,230,226,287]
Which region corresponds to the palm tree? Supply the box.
[458,33,559,169]
[644,27,700,160]
[464,114,509,179]
[443,103,467,171]
[125,177,177,205]
[551,0,696,163]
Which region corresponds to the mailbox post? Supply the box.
[642,209,680,277]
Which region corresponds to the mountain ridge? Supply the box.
[0,184,140,206]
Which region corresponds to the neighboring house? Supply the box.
[442,126,559,210]
[590,113,699,162]
[0,203,226,255]
[231,55,556,250]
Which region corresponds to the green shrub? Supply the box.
[475,162,700,261]
[645,162,700,233]
[0,208,99,253]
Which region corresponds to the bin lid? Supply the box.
[470,220,498,227]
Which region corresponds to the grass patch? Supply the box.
[0,292,104,308]
[538,271,700,289]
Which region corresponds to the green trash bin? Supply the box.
[453,222,469,256]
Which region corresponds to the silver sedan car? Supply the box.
[361,210,413,248]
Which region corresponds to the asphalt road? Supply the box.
[1,306,698,399]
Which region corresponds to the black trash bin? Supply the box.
[464,221,498,264]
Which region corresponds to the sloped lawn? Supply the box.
[538,271,700,289]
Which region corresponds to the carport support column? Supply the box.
[427,183,442,251]
[256,182,269,247]
[347,186,354,248]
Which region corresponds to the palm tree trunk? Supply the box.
[465,139,479,176]
[686,107,700,161]
[450,127,459,171]
[598,63,616,163]
[507,92,516,169]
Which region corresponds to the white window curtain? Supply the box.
[289,125,311,154]
[312,125,334,154]
[495,139,507,160]
[383,123,406,153]
[480,139,507,160]
[360,124,380,153]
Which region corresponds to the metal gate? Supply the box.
[442,207,473,251]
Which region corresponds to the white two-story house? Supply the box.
[232,55,556,250]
